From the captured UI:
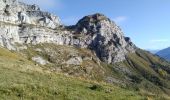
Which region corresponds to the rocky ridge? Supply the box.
[0,0,135,64]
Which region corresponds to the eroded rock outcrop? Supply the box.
[0,0,136,64]
[72,13,136,63]
[0,0,61,50]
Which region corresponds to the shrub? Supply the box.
[158,69,167,77]
[129,75,142,84]
[89,84,103,91]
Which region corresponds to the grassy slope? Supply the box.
[0,47,146,100]
[123,49,170,98]
[99,49,170,99]
[21,44,106,81]
[19,44,170,99]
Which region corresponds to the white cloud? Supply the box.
[145,39,170,50]
[150,39,169,43]
[19,0,63,11]
[113,16,127,24]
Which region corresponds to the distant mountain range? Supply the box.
[156,47,170,61]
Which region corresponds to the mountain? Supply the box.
[157,47,170,61]
[0,0,170,99]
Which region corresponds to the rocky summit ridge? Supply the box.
[0,0,135,64]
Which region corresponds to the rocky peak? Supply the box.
[0,0,136,64]
[77,13,109,25]
[71,13,136,63]
[2,0,17,4]
[76,13,111,34]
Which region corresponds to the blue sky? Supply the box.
[20,0,170,50]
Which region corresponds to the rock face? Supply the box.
[0,0,136,64]
[32,56,49,65]
[73,13,135,63]
[0,0,61,49]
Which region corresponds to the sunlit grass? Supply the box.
[0,47,146,100]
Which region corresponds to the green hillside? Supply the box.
[0,44,169,99]
[0,47,146,100]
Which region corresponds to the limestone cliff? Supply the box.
[0,0,135,64]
